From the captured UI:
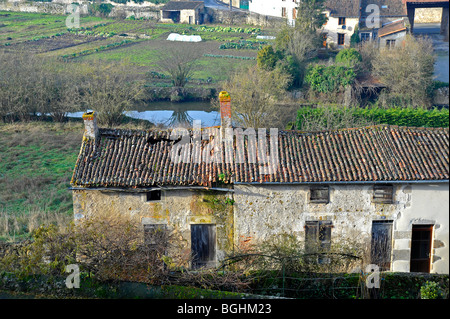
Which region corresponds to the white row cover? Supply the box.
[167,33,202,42]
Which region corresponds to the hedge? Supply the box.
[296,106,449,129]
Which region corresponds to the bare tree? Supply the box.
[0,50,80,122]
[371,34,436,108]
[78,59,145,127]
[155,44,201,88]
[221,65,293,128]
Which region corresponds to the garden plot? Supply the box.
[6,33,105,53]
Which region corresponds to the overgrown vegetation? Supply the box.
[1,220,447,299]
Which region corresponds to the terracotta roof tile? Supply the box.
[71,125,449,188]
[378,19,407,37]
[324,0,360,17]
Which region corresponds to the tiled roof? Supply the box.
[161,1,204,11]
[70,125,449,188]
[378,19,407,37]
[360,0,407,17]
[324,0,360,17]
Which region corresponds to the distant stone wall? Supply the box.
[0,0,88,15]
[0,0,161,19]
[414,7,443,23]
[205,7,286,27]
[0,0,285,26]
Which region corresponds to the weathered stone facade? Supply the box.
[72,182,449,273]
[72,188,235,266]
[233,183,449,274]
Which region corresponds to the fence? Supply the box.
[218,252,366,299]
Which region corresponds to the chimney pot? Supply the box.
[82,111,98,140]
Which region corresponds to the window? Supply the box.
[338,17,346,25]
[281,7,287,18]
[146,190,161,201]
[337,33,345,45]
[305,221,332,263]
[373,185,394,204]
[386,39,396,48]
[360,32,371,42]
[310,186,329,203]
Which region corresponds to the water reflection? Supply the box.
[69,101,220,128]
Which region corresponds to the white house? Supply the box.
[322,0,360,48]
[248,0,299,24]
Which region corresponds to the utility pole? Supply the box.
[229,0,232,11]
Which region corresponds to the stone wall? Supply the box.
[233,183,449,274]
[0,0,161,19]
[414,7,443,24]
[205,7,286,27]
[0,0,284,26]
[72,188,235,266]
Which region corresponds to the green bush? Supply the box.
[420,281,444,299]
[90,3,114,17]
[305,64,356,93]
[296,106,449,129]
[335,48,362,68]
[257,45,280,70]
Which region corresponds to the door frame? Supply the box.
[410,224,434,273]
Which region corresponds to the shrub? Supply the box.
[257,45,280,71]
[296,106,449,130]
[335,48,362,68]
[305,64,356,93]
[420,281,444,299]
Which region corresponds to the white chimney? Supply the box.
[82,111,98,140]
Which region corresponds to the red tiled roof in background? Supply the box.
[70,125,449,188]
[378,19,407,37]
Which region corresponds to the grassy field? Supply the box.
[0,11,271,85]
[0,121,85,240]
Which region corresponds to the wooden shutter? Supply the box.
[371,221,393,271]
[191,224,216,269]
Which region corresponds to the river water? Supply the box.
[69,101,220,128]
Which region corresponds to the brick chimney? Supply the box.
[219,91,232,129]
[82,111,98,140]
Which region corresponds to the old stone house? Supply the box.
[322,0,409,48]
[160,1,205,25]
[70,111,449,273]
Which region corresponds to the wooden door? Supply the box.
[191,224,216,269]
[410,225,433,273]
[371,221,393,271]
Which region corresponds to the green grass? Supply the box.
[0,11,106,44]
[0,122,83,216]
[1,11,262,84]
